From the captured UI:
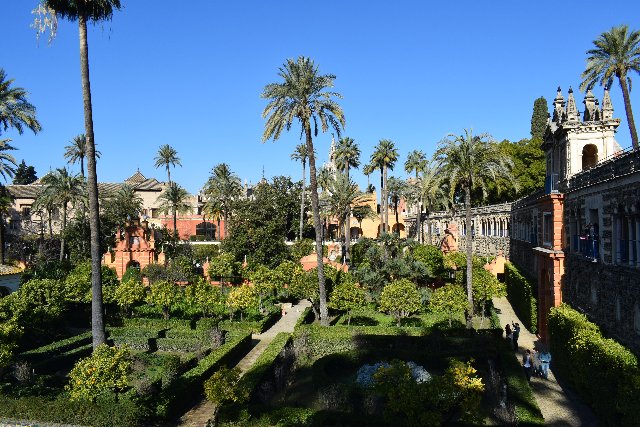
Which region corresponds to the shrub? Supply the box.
[147,280,180,320]
[227,284,258,321]
[204,365,247,424]
[238,333,290,395]
[412,244,446,278]
[504,262,537,333]
[121,266,142,284]
[429,284,467,327]
[329,281,367,326]
[156,337,202,352]
[114,278,147,315]
[123,317,193,330]
[379,279,422,326]
[66,344,131,402]
[549,303,640,425]
[472,267,506,321]
[64,262,119,304]
[10,278,67,328]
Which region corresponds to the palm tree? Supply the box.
[0,139,17,264]
[39,168,85,262]
[291,143,309,240]
[203,163,242,239]
[63,134,101,178]
[363,162,376,193]
[0,68,42,136]
[327,175,367,250]
[352,203,376,236]
[154,144,181,184]
[334,137,360,261]
[435,129,514,328]
[386,176,407,233]
[202,200,222,240]
[405,150,427,242]
[261,56,345,326]
[157,183,191,238]
[580,25,640,149]
[370,139,398,235]
[420,161,447,244]
[37,0,122,348]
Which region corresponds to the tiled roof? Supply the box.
[7,184,42,199]
[125,171,146,184]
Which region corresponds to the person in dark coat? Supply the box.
[512,322,520,350]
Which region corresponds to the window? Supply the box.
[21,205,31,218]
[543,213,552,246]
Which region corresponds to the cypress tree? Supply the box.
[531,96,549,140]
[12,160,37,184]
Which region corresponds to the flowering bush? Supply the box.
[66,344,131,402]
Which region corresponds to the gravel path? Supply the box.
[492,297,598,426]
[174,300,311,427]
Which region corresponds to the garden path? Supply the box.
[174,300,311,427]
[492,297,598,426]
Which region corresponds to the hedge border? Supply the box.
[238,332,291,397]
[504,262,537,333]
[19,331,92,364]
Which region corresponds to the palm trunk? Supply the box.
[173,211,178,239]
[59,204,67,262]
[345,166,351,263]
[379,169,384,235]
[305,122,328,326]
[79,15,106,348]
[0,212,5,265]
[465,187,474,329]
[383,165,389,232]
[619,76,639,149]
[48,210,53,237]
[394,200,399,233]
[299,161,306,240]
[167,167,172,185]
[80,158,85,179]
[415,172,421,243]
[217,218,221,240]
[426,212,432,244]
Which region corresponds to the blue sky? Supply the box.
[2,1,639,194]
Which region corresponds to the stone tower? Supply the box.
[542,86,621,185]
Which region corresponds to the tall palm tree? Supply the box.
[327,174,367,254]
[405,150,427,242]
[37,0,122,348]
[63,133,101,178]
[202,200,222,241]
[420,161,447,244]
[386,176,407,233]
[581,25,640,149]
[39,168,85,262]
[154,144,181,184]
[0,139,17,264]
[291,143,309,240]
[261,56,345,326]
[203,163,242,239]
[434,129,514,328]
[363,162,376,192]
[0,68,42,136]
[0,186,13,265]
[334,137,360,261]
[157,183,191,238]
[370,139,398,235]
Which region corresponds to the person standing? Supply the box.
[505,323,512,342]
[539,349,552,379]
[523,349,533,382]
[512,322,520,350]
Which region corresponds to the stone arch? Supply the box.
[126,260,140,270]
[196,221,216,240]
[392,223,405,236]
[350,226,362,240]
[582,144,598,170]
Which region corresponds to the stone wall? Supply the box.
[457,235,510,258]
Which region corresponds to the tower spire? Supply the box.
[553,86,565,122]
[602,87,614,120]
[565,87,579,122]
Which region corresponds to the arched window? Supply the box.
[582,144,598,170]
[196,222,216,240]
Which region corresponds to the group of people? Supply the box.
[504,321,520,350]
[505,321,552,382]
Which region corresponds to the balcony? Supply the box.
[544,174,559,194]
[575,235,599,261]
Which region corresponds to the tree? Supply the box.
[291,143,309,241]
[434,129,514,328]
[371,139,398,234]
[204,163,242,239]
[187,277,226,318]
[0,68,41,136]
[386,176,406,232]
[363,162,376,193]
[154,144,181,184]
[64,134,101,178]
[329,279,366,326]
[66,344,130,402]
[580,25,640,149]
[326,174,367,254]
[289,268,321,320]
[0,187,12,264]
[0,140,17,264]
[419,161,446,244]
[204,366,246,427]
[37,0,123,349]
[429,284,467,327]
[0,139,17,182]
[12,160,37,184]
[261,56,346,326]
[157,182,191,239]
[379,278,422,326]
[352,203,376,235]
[248,264,277,312]
[114,277,146,317]
[148,280,179,320]
[334,136,360,260]
[404,150,427,242]
[103,184,143,228]
[530,97,549,140]
[472,267,506,323]
[226,284,258,321]
[208,252,240,286]
[39,167,85,261]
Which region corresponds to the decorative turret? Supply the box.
[552,86,565,122]
[565,87,579,122]
[602,87,614,120]
[583,90,597,121]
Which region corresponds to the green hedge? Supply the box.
[158,331,252,418]
[504,262,537,333]
[165,328,207,339]
[219,311,280,335]
[108,326,163,338]
[19,331,92,365]
[111,336,151,351]
[549,304,640,425]
[123,317,193,330]
[156,337,202,352]
[238,333,291,397]
[195,317,219,330]
[294,306,314,330]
